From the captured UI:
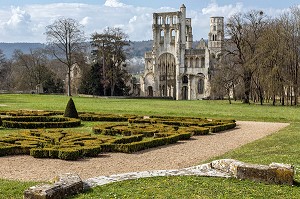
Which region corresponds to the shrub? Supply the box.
[30,148,50,158]
[112,135,144,144]
[64,98,79,118]
[81,146,101,157]
[180,126,210,136]
[80,113,129,122]
[0,117,2,126]
[58,148,81,160]
[209,123,236,133]
[1,116,81,129]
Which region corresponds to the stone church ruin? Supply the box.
[140,4,224,100]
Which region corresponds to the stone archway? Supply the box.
[148,86,153,97]
[158,53,176,97]
[182,86,188,100]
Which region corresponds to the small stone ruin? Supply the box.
[23,159,295,199]
[211,159,294,185]
[23,173,83,199]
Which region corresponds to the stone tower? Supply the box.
[140,5,224,100]
[208,17,224,56]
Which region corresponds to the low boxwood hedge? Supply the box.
[58,148,81,160]
[80,113,134,122]
[0,130,108,160]
[0,111,237,160]
[2,116,81,129]
[112,134,181,153]
[209,123,237,133]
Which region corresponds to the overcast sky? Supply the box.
[0,0,299,43]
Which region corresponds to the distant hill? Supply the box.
[0,40,205,59]
[0,43,46,58]
[0,41,153,59]
[127,40,152,58]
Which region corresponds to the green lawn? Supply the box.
[1,94,300,199]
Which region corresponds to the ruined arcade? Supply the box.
[140,4,224,100]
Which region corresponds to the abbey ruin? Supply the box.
[140,4,224,100]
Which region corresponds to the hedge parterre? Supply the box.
[0,111,236,160]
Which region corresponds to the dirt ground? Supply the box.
[0,121,289,182]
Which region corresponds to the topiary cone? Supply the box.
[64,98,79,118]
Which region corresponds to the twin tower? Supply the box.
[140,4,224,100]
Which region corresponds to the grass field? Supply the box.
[1,94,300,199]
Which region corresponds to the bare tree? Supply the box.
[45,17,85,96]
[0,49,9,90]
[211,52,239,104]
[226,11,268,104]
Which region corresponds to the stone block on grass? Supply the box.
[24,173,83,199]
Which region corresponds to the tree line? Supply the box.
[211,6,300,105]
[0,17,131,96]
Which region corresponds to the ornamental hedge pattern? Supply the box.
[1,116,81,129]
[0,110,236,160]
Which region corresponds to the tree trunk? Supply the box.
[67,66,71,96]
[294,85,298,106]
[227,88,232,104]
[243,71,252,104]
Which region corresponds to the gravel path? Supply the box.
[0,121,289,182]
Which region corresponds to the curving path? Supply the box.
[0,121,289,182]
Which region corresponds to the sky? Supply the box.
[0,0,299,43]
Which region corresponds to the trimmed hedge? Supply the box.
[80,113,131,122]
[0,130,108,160]
[0,111,237,160]
[179,126,210,136]
[2,116,81,129]
[112,134,181,153]
[64,98,79,118]
[4,110,58,116]
[58,148,81,160]
[209,123,237,133]
[112,135,144,144]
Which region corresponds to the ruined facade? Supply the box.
[140,4,224,100]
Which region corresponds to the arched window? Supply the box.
[186,26,189,34]
[171,29,176,43]
[160,30,164,42]
[201,57,205,68]
[184,57,188,69]
[198,79,204,94]
[196,58,200,68]
[166,16,170,24]
[158,16,163,25]
[148,86,153,97]
[172,16,177,24]
[182,75,188,84]
[190,57,194,68]
[213,25,216,31]
[162,85,165,96]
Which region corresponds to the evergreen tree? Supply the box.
[63,98,79,118]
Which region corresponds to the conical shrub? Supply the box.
[64,98,79,118]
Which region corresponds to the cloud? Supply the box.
[0,6,34,42]
[6,6,31,27]
[202,2,243,18]
[0,2,294,43]
[80,17,90,26]
[104,0,127,8]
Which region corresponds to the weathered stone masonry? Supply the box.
[140,4,224,100]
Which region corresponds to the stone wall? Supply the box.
[24,159,295,198]
[211,159,294,185]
